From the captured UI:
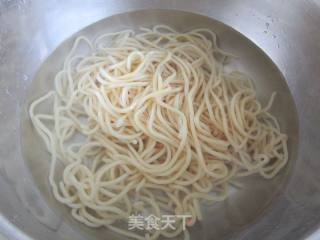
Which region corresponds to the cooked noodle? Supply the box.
[29,25,288,239]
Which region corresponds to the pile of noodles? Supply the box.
[29,25,288,240]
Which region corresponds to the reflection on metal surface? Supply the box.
[0,1,319,240]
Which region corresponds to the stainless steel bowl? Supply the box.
[1,1,320,240]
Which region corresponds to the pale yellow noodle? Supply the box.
[29,25,288,240]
